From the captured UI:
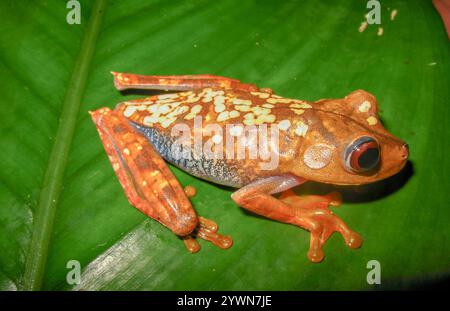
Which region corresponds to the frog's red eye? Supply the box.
[344,137,380,173]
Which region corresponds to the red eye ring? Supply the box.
[345,137,380,173]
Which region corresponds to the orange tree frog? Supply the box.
[90,72,409,262]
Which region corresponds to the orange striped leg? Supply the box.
[111,72,259,92]
[231,176,362,263]
[90,108,232,251]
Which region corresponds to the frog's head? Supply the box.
[291,90,408,185]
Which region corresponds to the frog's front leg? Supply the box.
[90,107,232,252]
[231,174,362,262]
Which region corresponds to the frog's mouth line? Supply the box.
[292,161,412,204]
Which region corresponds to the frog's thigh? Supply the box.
[90,107,198,236]
[231,175,362,263]
[112,72,259,92]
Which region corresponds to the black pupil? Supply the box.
[358,147,379,170]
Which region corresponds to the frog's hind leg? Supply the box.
[231,175,362,263]
[90,107,232,252]
[111,71,259,92]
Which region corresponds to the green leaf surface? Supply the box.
[0,0,449,290]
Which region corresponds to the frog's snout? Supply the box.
[401,143,409,160]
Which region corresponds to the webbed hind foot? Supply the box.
[183,217,233,253]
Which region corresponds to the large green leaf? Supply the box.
[0,0,449,291]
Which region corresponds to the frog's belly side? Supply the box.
[131,122,244,188]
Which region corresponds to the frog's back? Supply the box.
[115,88,315,187]
[115,88,313,129]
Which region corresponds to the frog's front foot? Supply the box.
[232,174,362,263]
[280,190,362,263]
[182,216,233,253]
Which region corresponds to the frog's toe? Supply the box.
[323,191,342,207]
[182,216,233,253]
[345,231,363,249]
[282,193,362,262]
[183,236,201,253]
[305,214,362,262]
[326,214,363,250]
[307,247,325,263]
[184,185,197,198]
[308,229,326,263]
[197,216,233,249]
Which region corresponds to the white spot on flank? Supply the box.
[202,96,213,103]
[158,104,171,114]
[235,105,251,112]
[291,108,305,115]
[216,111,229,122]
[166,105,188,118]
[252,106,270,115]
[258,114,276,123]
[367,116,378,126]
[191,105,202,114]
[148,104,159,114]
[158,94,179,100]
[123,148,130,155]
[290,102,312,109]
[205,89,224,98]
[157,98,176,105]
[278,119,291,131]
[232,99,252,106]
[214,95,226,106]
[295,121,308,137]
[267,97,292,104]
[214,103,226,113]
[244,112,254,119]
[243,119,255,126]
[229,110,240,118]
[185,96,200,103]
[184,104,203,120]
[251,91,270,99]
[143,116,158,125]
[123,106,137,118]
[160,117,176,128]
[359,101,371,113]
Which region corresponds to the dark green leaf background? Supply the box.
[0,0,448,290]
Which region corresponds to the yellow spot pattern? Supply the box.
[119,88,317,129]
[366,116,378,126]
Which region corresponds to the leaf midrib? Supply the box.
[22,0,108,291]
